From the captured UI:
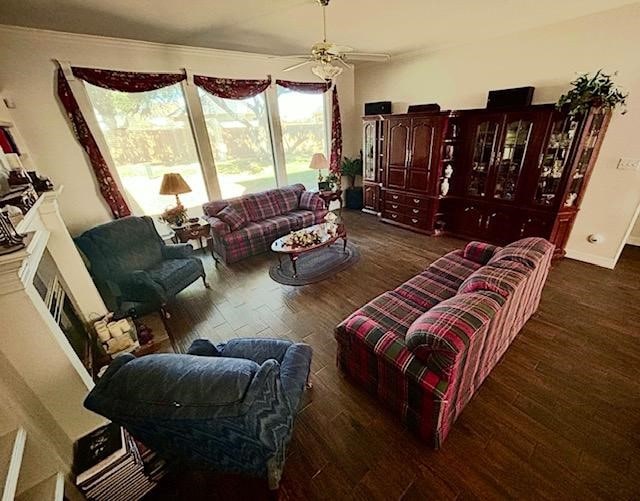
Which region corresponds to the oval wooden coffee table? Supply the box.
[271,223,347,278]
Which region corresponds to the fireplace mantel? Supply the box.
[0,187,107,452]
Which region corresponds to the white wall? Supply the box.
[355,3,640,268]
[0,25,357,235]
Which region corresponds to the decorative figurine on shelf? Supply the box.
[441,163,454,197]
[0,208,24,255]
[159,173,191,226]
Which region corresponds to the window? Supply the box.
[277,88,328,189]
[84,83,207,214]
[198,90,276,199]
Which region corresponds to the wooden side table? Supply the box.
[318,189,343,213]
[170,218,215,261]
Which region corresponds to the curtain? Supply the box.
[329,86,342,176]
[56,68,131,218]
[276,79,342,176]
[71,67,185,92]
[194,75,271,99]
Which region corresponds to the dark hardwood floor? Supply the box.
[146,210,640,500]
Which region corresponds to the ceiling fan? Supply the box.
[280,0,390,81]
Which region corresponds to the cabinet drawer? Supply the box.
[405,206,428,218]
[405,195,429,208]
[405,215,432,230]
[384,200,404,213]
[385,191,405,204]
[382,209,403,223]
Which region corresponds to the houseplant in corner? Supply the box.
[557,70,628,117]
[341,156,363,209]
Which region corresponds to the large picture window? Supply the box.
[85,83,208,214]
[276,88,328,189]
[198,90,276,199]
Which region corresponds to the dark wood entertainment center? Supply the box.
[362,104,611,257]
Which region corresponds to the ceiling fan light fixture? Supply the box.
[311,61,343,81]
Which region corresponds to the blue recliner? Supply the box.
[75,216,206,315]
[84,338,313,489]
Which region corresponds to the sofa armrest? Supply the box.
[162,243,194,259]
[280,343,312,411]
[219,338,292,365]
[204,215,231,237]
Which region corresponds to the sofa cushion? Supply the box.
[458,263,528,298]
[217,205,247,231]
[463,241,501,265]
[488,237,553,270]
[299,191,324,211]
[348,291,426,342]
[426,249,484,286]
[147,258,202,292]
[222,221,275,255]
[261,214,294,236]
[274,185,303,213]
[394,271,461,311]
[287,209,320,230]
[405,291,506,378]
[245,191,282,222]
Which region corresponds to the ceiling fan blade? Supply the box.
[346,53,391,62]
[326,44,354,55]
[272,54,314,59]
[282,60,313,72]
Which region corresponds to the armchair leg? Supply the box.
[202,275,210,289]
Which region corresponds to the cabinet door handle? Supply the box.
[392,195,399,200]
[412,209,419,214]
[392,204,398,209]
[411,218,419,224]
[391,213,398,219]
[413,198,420,204]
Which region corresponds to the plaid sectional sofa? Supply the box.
[335,237,554,448]
[202,184,327,264]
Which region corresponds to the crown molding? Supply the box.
[0,24,280,62]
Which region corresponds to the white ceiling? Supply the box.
[0,0,635,57]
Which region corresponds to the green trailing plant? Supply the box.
[341,156,363,189]
[557,70,628,117]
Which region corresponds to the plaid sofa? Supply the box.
[335,238,554,448]
[202,184,327,264]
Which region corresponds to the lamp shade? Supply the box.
[159,173,192,195]
[309,153,329,170]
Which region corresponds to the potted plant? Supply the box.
[341,156,363,209]
[557,70,628,117]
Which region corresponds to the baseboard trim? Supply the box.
[564,249,616,269]
[627,236,640,246]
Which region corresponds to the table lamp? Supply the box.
[309,153,329,190]
[159,172,191,206]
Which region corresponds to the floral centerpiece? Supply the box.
[283,228,323,249]
[161,203,188,226]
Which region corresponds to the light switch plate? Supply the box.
[617,158,640,171]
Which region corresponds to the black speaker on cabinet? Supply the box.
[487,87,534,109]
[364,101,391,116]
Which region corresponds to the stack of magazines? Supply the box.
[74,423,166,501]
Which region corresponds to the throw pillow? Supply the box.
[458,264,527,298]
[299,191,324,211]
[463,241,501,265]
[217,205,246,231]
[405,291,505,378]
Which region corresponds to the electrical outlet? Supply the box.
[617,158,640,171]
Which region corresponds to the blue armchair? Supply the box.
[75,216,206,315]
[84,338,313,489]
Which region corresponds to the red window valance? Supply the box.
[276,79,331,94]
[194,75,272,99]
[71,67,185,93]
[56,68,131,218]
